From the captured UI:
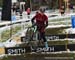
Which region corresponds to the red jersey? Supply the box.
[34,13,48,27]
[31,13,48,32]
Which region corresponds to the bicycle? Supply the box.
[24,24,48,52]
[25,24,39,52]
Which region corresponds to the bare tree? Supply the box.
[1,0,11,21]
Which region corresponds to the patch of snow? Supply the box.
[65,28,75,34]
[0,43,4,47]
[3,39,17,47]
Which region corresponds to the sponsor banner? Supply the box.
[46,34,75,40]
[21,34,75,41]
[5,47,31,54]
[31,45,66,52]
[35,44,75,52]
[5,44,75,54]
[68,44,75,51]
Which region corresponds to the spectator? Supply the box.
[26,8,31,18]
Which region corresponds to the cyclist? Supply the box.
[31,8,48,49]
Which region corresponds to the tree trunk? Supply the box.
[1,0,11,21]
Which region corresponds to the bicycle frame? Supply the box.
[25,25,39,51]
[25,25,38,42]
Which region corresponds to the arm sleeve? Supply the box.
[45,21,48,27]
[45,15,48,27]
[31,16,36,24]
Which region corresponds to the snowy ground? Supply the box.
[0,11,75,48]
[0,11,75,59]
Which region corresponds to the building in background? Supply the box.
[0,0,75,11]
[21,0,75,11]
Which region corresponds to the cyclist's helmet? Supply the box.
[39,8,45,13]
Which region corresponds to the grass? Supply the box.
[0,26,21,42]
[48,17,71,25]
[48,17,71,22]
[45,27,70,35]
[0,25,70,42]
[1,53,75,60]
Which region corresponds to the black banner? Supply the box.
[46,34,75,40]
[68,44,75,51]
[31,45,66,52]
[5,44,75,54]
[31,44,75,52]
[5,47,31,54]
[21,34,75,42]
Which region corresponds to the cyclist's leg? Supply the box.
[40,32,48,48]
